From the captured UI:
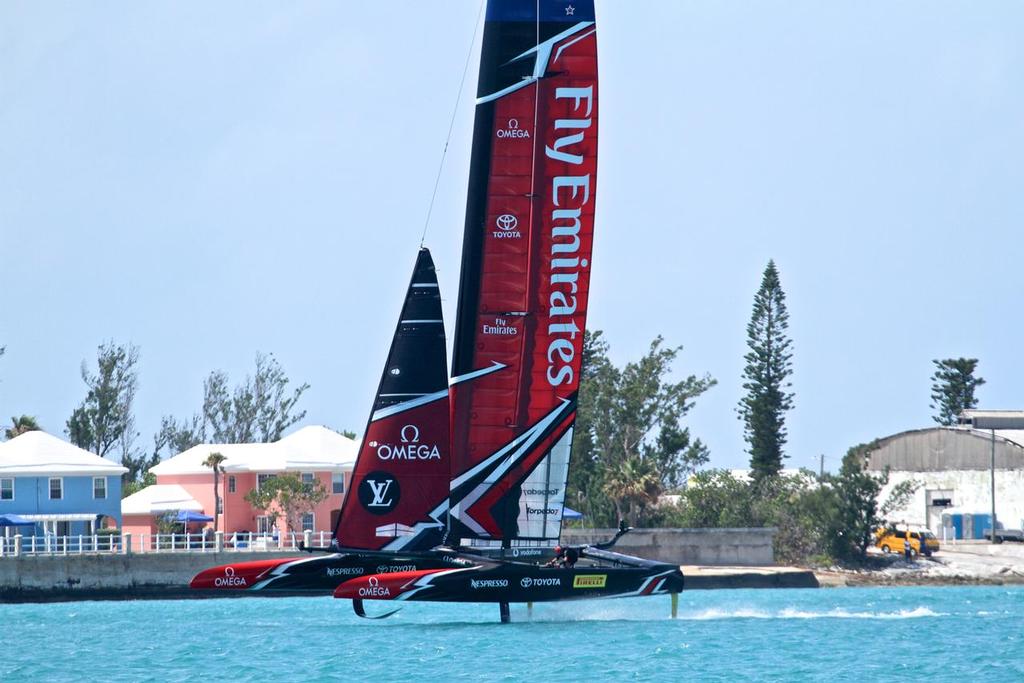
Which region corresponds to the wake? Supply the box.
[681,606,946,621]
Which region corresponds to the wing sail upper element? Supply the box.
[449,1,599,544]
[334,249,451,551]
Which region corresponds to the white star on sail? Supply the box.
[565,5,575,16]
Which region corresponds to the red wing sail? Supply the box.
[334,249,451,551]
[449,1,598,544]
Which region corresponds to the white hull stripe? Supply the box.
[451,400,572,534]
[382,499,449,551]
[477,22,595,104]
[371,389,448,422]
[249,554,345,591]
[449,361,507,386]
[395,567,474,601]
[400,319,443,324]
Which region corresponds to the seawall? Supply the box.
[562,527,777,566]
[0,551,302,602]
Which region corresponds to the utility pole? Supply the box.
[819,454,824,481]
[991,428,997,544]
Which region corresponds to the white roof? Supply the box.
[121,484,203,515]
[150,425,358,477]
[0,431,128,477]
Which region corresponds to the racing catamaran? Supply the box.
[191,0,684,621]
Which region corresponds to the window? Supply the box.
[216,498,224,514]
[49,478,63,500]
[228,476,236,494]
[302,512,314,532]
[0,478,12,501]
[256,515,274,535]
[93,477,107,500]
[301,472,314,485]
[332,472,345,495]
[257,474,273,489]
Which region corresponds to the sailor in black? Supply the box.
[544,545,578,568]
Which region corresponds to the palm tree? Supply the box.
[601,455,661,524]
[201,451,227,534]
[5,415,40,440]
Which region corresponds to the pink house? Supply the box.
[121,426,357,546]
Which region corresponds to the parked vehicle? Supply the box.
[875,528,940,556]
[983,528,1024,543]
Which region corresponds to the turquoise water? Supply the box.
[4,586,1023,682]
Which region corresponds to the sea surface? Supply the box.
[4,585,1023,682]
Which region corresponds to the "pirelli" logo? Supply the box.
[572,574,607,589]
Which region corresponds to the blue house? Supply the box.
[0,431,127,538]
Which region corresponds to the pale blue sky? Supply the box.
[1,2,1022,472]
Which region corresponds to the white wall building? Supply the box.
[869,414,1024,535]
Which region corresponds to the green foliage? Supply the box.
[5,415,41,440]
[664,443,919,565]
[568,331,716,527]
[737,260,794,484]
[123,471,155,498]
[244,473,328,533]
[153,414,205,460]
[669,470,762,528]
[155,510,179,534]
[121,451,161,490]
[930,358,985,426]
[66,342,140,459]
[203,352,309,443]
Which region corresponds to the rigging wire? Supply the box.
[420,0,486,248]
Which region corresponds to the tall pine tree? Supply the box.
[738,260,794,483]
[930,358,985,426]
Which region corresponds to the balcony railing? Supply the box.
[0,530,335,557]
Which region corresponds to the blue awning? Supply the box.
[175,510,214,523]
[562,506,583,520]
[0,513,36,527]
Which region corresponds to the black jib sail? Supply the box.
[334,248,452,551]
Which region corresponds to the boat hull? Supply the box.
[333,563,684,603]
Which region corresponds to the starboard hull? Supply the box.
[333,561,684,604]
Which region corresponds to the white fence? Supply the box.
[0,530,335,557]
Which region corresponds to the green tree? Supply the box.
[244,474,328,534]
[67,342,140,460]
[203,352,309,443]
[569,331,716,526]
[152,414,205,460]
[738,260,794,484]
[202,452,227,534]
[123,471,155,498]
[930,358,985,426]
[155,353,309,455]
[5,415,40,440]
[814,442,918,562]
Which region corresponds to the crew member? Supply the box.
[544,545,566,567]
[544,545,579,568]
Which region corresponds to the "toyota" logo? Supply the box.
[496,214,518,231]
